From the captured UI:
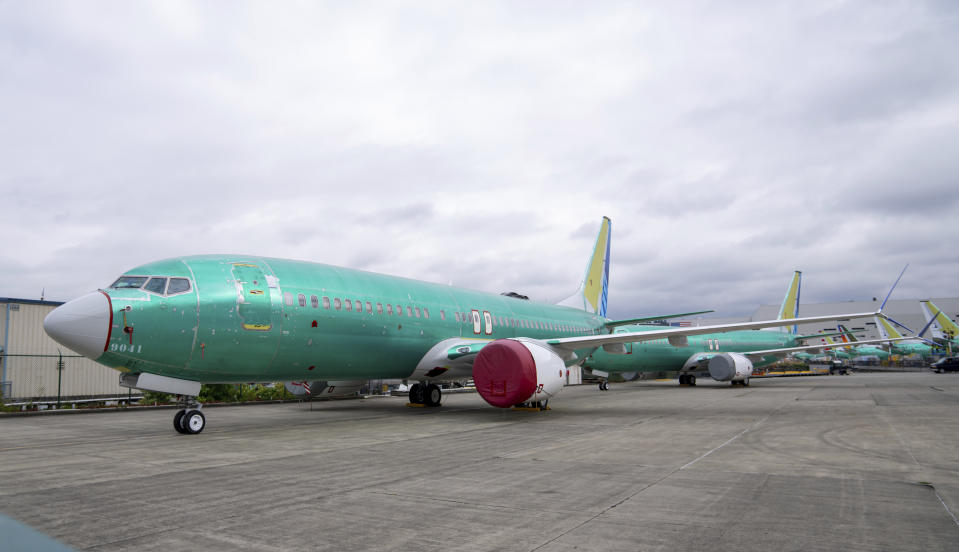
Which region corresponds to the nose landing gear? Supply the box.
[173,397,205,434]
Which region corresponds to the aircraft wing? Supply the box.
[547,311,883,353]
[604,310,714,329]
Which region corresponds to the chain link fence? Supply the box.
[1,353,130,403]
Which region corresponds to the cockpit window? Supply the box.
[143,277,168,295]
[111,276,149,289]
[167,278,191,295]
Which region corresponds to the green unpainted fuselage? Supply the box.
[99,255,607,382]
[583,325,796,374]
[889,341,935,358]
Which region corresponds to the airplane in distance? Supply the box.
[794,326,904,363]
[44,217,887,434]
[833,324,890,361]
[582,271,907,387]
[873,316,936,360]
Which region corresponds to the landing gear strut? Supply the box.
[679,374,697,386]
[173,396,205,435]
[408,383,442,407]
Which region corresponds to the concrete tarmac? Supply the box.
[1,372,958,551]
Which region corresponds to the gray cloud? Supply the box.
[1,1,956,323]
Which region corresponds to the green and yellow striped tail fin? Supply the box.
[777,271,802,334]
[876,316,904,340]
[559,217,611,317]
[921,300,959,339]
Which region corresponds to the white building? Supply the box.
[1,298,128,401]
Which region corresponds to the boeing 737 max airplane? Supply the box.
[43,218,885,434]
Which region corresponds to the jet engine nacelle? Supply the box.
[707,353,754,382]
[284,380,366,398]
[472,338,566,407]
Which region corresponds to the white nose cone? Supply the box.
[44,291,111,360]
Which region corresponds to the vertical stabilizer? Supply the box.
[920,300,959,339]
[876,316,903,340]
[559,217,612,317]
[776,271,802,334]
[837,324,859,343]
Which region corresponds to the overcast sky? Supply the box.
[2,1,957,320]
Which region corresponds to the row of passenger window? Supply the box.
[283,291,593,335]
[452,311,592,334]
[285,292,434,319]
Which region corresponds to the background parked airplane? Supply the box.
[580,271,904,386]
[874,316,936,360]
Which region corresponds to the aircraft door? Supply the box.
[232,263,273,331]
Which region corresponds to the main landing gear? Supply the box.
[679,374,697,386]
[731,378,750,387]
[173,396,205,435]
[408,383,442,407]
[598,380,610,391]
[513,400,550,411]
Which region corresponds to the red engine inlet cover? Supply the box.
[472,339,537,408]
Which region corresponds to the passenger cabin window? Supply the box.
[334,298,342,310]
[323,296,331,309]
[440,310,446,321]
[143,277,167,295]
[345,299,352,311]
[423,308,429,319]
[407,306,413,317]
[167,278,191,295]
[366,301,373,313]
[397,305,404,316]
[377,303,384,314]
[284,292,294,306]
[298,294,306,307]
[111,276,149,289]
[311,295,319,308]
[387,304,393,315]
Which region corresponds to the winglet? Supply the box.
[559,217,612,317]
[879,264,908,312]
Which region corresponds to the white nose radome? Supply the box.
[44,291,111,360]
